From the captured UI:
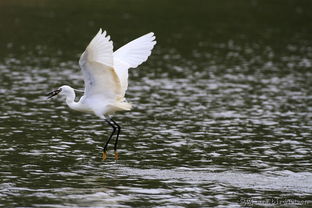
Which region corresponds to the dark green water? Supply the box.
[1,0,312,207]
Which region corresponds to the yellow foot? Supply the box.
[114,151,119,160]
[102,151,107,160]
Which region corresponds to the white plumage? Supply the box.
[48,29,156,159]
[113,32,156,96]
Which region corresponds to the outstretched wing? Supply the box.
[79,29,122,102]
[113,32,156,96]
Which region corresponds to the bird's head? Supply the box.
[47,85,73,99]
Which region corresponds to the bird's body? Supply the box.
[48,29,156,160]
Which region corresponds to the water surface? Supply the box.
[0,0,312,207]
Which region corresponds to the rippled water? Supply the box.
[1,0,312,207]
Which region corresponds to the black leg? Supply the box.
[110,118,121,152]
[103,119,116,153]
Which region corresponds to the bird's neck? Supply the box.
[65,90,78,110]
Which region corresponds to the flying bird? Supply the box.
[47,29,156,160]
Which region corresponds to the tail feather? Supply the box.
[117,102,132,111]
[107,102,132,115]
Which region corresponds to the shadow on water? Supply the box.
[0,0,312,207]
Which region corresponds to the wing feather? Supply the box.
[114,32,156,68]
[113,32,156,96]
[79,29,122,104]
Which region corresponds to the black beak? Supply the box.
[47,88,62,99]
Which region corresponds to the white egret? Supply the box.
[47,29,156,160]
